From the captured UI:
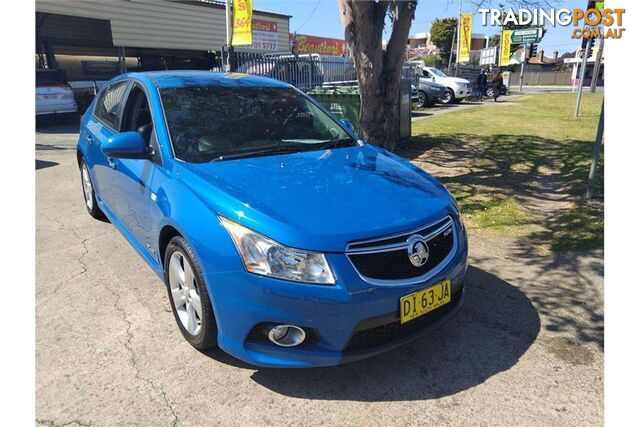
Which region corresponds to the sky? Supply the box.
[252,0,588,54]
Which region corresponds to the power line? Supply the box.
[294,0,322,33]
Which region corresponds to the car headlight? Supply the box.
[220,217,336,285]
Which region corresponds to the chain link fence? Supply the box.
[216,50,356,91]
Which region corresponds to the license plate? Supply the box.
[400,279,451,324]
[43,94,57,100]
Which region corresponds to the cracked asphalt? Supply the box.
[36,120,603,426]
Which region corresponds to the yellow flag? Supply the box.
[232,0,253,46]
[458,13,473,63]
[499,30,512,66]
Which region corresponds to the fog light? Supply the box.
[267,325,306,347]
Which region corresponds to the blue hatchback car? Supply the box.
[77,71,468,368]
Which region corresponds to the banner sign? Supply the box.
[232,0,253,46]
[500,30,512,66]
[292,34,346,56]
[458,13,473,62]
[249,19,278,51]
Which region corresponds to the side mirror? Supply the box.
[101,132,149,159]
[340,119,355,133]
[432,77,436,82]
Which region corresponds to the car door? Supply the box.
[84,80,131,216]
[107,82,162,255]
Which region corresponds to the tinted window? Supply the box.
[36,70,67,86]
[94,81,129,130]
[160,86,355,163]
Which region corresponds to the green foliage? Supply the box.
[488,34,501,47]
[420,55,442,68]
[429,17,457,59]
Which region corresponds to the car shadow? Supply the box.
[203,266,540,401]
[36,159,59,170]
[411,110,433,118]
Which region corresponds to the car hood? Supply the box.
[176,145,455,252]
[447,77,470,85]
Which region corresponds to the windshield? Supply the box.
[429,68,448,77]
[160,86,355,163]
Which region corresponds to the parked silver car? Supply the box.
[36,69,78,116]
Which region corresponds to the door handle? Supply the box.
[86,134,94,144]
[107,158,117,170]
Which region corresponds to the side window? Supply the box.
[423,70,432,78]
[121,84,162,164]
[94,81,129,130]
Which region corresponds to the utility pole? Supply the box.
[585,99,604,199]
[590,37,604,93]
[224,0,231,71]
[574,36,592,117]
[519,46,525,92]
[454,0,462,76]
[448,23,456,73]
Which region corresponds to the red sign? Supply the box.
[291,34,346,56]
[253,19,277,32]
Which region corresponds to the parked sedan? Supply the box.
[36,69,78,116]
[77,71,467,368]
[416,79,448,108]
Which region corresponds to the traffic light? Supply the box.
[581,36,594,58]
[529,43,538,59]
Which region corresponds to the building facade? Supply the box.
[36,0,291,80]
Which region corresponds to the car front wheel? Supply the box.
[441,88,456,104]
[164,236,217,350]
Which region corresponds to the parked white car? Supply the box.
[36,69,78,116]
[421,67,472,104]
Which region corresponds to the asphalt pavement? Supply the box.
[36,118,603,426]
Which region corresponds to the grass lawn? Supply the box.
[399,93,604,253]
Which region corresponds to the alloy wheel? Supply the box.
[442,89,454,104]
[81,163,93,210]
[418,91,426,108]
[168,251,203,336]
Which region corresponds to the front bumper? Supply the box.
[205,222,468,368]
[456,86,473,98]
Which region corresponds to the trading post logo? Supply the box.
[479,3,626,40]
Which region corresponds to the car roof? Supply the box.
[115,70,291,89]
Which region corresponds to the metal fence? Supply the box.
[509,71,572,86]
[216,50,356,91]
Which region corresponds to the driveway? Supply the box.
[36,122,603,426]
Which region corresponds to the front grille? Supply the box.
[347,221,455,281]
[347,217,451,251]
[345,288,462,352]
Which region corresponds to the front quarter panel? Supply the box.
[147,158,244,277]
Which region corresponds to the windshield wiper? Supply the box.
[322,138,356,149]
[210,145,302,162]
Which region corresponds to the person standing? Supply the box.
[490,69,504,102]
[475,69,488,101]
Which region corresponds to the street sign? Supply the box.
[479,46,497,66]
[510,28,543,44]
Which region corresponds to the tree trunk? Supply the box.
[338,0,416,151]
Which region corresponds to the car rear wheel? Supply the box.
[441,88,456,104]
[80,159,106,220]
[164,236,217,350]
